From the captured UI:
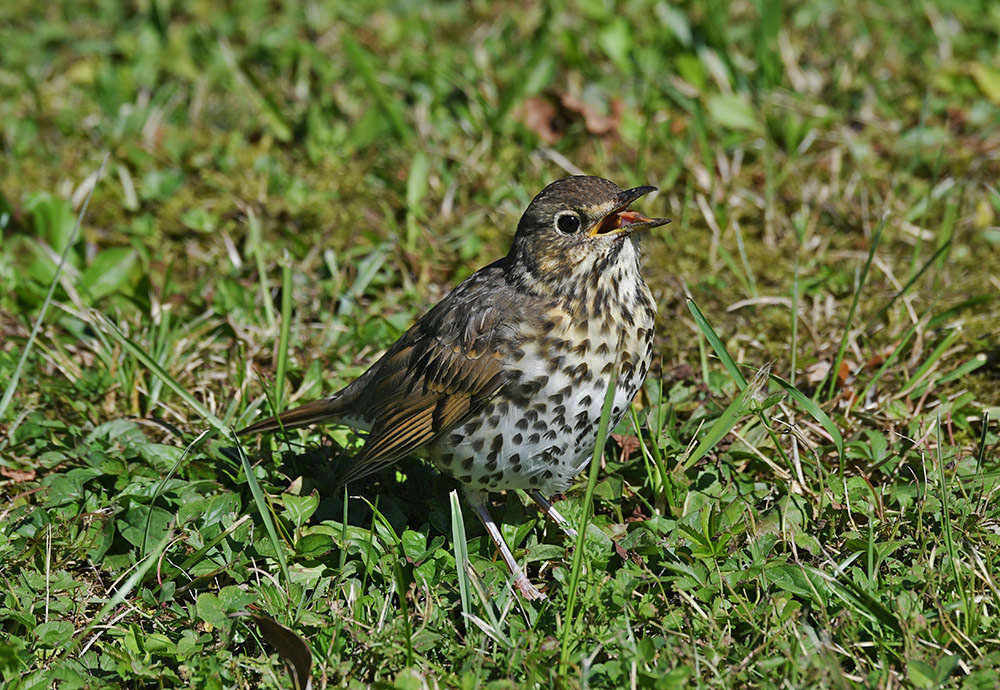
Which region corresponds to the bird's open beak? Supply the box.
[587,185,670,238]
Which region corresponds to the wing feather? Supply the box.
[339,300,510,485]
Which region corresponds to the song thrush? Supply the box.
[239,176,667,600]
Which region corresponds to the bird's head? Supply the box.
[507,176,669,292]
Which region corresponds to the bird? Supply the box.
[239,176,667,600]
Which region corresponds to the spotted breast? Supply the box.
[429,235,655,495]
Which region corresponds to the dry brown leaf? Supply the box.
[559,93,624,136]
[1,467,36,482]
[521,96,561,144]
[805,361,830,385]
[611,433,640,462]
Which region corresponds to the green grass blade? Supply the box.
[367,502,415,666]
[681,384,755,471]
[936,410,970,632]
[232,433,290,596]
[449,490,472,631]
[142,430,210,556]
[247,208,276,328]
[823,213,887,399]
[559,368,618,673]
[768,372,845,461]
[931,353,987,387]
[341,33,413,141]
[73,524,174,652]
[686,297,747,389]
[791,256,800,386]
[856,318,921,405]
[0,154,108,420]
[92,312,227,434]
[898,328,960,397]
[865,238,951,335]
[275,252,293,412]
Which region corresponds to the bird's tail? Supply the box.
[238,394,354,436]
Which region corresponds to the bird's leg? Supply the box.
[468,495,547,601]
[527,490,578,538]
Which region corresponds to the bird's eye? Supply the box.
[555,212,582,234]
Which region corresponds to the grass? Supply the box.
[2,0,1000,687]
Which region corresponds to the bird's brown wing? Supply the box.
[337,300,509,485]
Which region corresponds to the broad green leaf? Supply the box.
[80,247,137,300]
[282,492,319,529]
[906,660,937,689]
[971,63,1000,104]
[707,93,762,133]
[196,593,228,630]
[34,620,75,648]
[25,192,76,252]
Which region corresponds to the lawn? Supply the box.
[2,0,1000,687]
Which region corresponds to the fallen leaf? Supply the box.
[559,93,624,136]
[235,613,312,690]
[520,91,626,143]
[1,467,36,482]
[837,360,854,385]
[805,361,830,385]
[521,97,561,144]
[611,433,640,462]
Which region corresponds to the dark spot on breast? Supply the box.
[462,457,474,470]
[523,379,544,396]
[491,436,503,453]
[471,438,484,453]
[512,433,523,445]
[515,418,529,431]
[528,433,541,444]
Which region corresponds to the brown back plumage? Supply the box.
[239,260,516,484]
